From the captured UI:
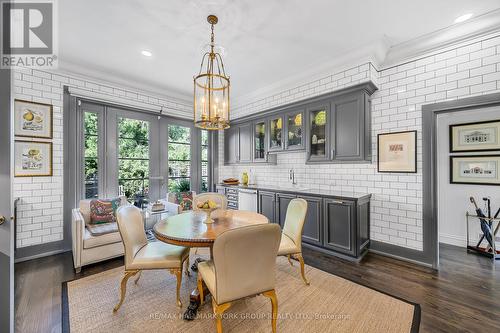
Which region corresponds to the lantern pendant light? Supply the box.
[193,15,230,130]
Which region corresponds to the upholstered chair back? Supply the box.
[116,205,148,269]
[193,192,228,210]
[282,198,308,249]
[212,223,281,304]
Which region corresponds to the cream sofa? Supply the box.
[72,197,182,272]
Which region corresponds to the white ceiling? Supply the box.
[59,0,500,101]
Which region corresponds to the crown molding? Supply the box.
[233,40,388,109]
[56,60,192,104]
[383,9,500,67]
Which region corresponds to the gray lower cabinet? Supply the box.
[221,185,370,260]
[276,193,296,228]
[323,198,356,256]
[258,191,276,223]
[298,195,322,246]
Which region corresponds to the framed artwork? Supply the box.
[14,140,53,177]
[14,99,53,139]
[450,155,500,186]
[377,130,417,173]
[449,119,500,152]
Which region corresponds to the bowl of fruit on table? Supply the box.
[196,200,220,224]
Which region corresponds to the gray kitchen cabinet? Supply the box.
[284,109,305,151]
[331,91,370,161]
[258,190,276,223]
[224,126,239,165]
[306,101,331,162]
[298,195,322,246]
[218,184,370,260]
[253,119,268,162]
[323,198,356,256]
[276,192,296,228]
[268,114,284,152]
[238,123,253,163]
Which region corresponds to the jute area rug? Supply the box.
[63,254,419,333]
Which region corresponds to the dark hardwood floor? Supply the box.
[15,244,500,333]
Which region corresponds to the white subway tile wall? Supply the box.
[219,35,500,251]
[13,69,191,248]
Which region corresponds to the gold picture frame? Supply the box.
[14,140,53,177]
[14,99,53,139]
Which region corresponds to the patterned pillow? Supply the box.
[89,198,121,225]
[168,192,193,211]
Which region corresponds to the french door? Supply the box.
[78,100,210,203]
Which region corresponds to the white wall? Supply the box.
[437,107,500,247]
[12,68,191,248]
[220,33,500,251]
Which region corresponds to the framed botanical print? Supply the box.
[450,155,500,185]
[14,99,53,139]
[14,140,53,177]
[377,130,417,173]
[450,119,500,152]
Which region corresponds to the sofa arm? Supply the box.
[71,208,85,271]
[159,199,181,214]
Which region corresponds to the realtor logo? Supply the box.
[1,0,58,68]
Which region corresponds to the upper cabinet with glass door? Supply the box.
[284,110,304,151]
[268,115,284,152]
[306,102,330,162]
[253,120,267,162]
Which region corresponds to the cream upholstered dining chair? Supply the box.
[197,224,281,333]
[193,192,228,210]
[113,205,190,312]
[277,198,310,285]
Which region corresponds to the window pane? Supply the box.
[119,117,150,202]
[201,161,208,177]
[168,125,190,143]
[169,161,190,178]
[84,112,98,135]
[201,177,208,192]
[168,178,190,192]
[201,147,208,161]
[168,143,190,161]
[119,138,149,159]
[168,125,191,193]
[84,112,98,199]
[201,130,208,145]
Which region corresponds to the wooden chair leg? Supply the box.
[197,274,204,305]
[134,271,142,285]
[113,270,139,312]
[296,254,310,285]
[287,254,294,266]
[262,290,278,333]
[170,269,183,307]
[212,298,231,333]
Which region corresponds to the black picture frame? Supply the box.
[450,154,500,186]
[449,119,500,153]
[377,130,417,173]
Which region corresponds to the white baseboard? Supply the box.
[439,233,467,247]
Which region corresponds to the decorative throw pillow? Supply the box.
[89,198,121,225]
[168,192,193,211]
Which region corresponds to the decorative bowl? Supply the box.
[198,207,219,224]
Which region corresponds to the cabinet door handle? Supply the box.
[331,200,344,204]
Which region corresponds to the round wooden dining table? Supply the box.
[153,209,269,320]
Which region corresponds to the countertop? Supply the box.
[218,183,371,200]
